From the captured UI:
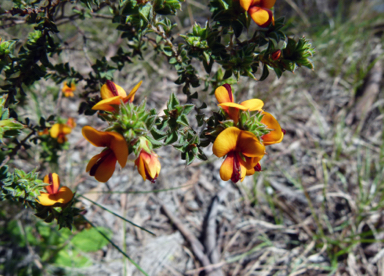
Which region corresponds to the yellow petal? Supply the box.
[62,81,76,93]
[219,102,249,110]
[249,7,273,27]
[212,127,242,157]
[43,173,60,194]
[63,91,74,97]
[239,0,253,11]
[92,96,124,111]
[240,99,264,111]
[215,84,234,104]
[237,131,265,157]
[261,112,283,145]
[100,81,126,99]
[220,154,235,181]
[49,124,72,138]
[125,81,142,102]
[220,152,247,183]
[147,153,161,180]
[82,126,111,147]
[261,0,276,9]
[37,186,73,206]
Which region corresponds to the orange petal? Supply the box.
[101,81,127,99]
[108,132,128,168]
[261,0,276,9]
[44,173,60,194]
[82,126,111,147]
[249,7,273,27]
[213,127,242,157]
[125,81,142,103]
[237,131,265,157]
[215,84,234,104]
[261,112,283,145]
[87,150,118,182]
[92,96,124,111]
[239,0,253,11]
[37,186,73,206]
[135,153,147,181]
[50,124,72,138]
[240,99,264,111]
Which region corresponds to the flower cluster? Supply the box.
[49,117,76,143]
[82,81,161,183]
[212,84,284,182]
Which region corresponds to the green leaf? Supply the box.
[167,93,180,110]
[164,131,178,145]
[259,64,269,81]
[71,227,112,252]
[176,114,190,127]
[54,246,91,267]
[182,104,195,115]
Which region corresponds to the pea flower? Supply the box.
[135,150,161,183]
[215,84,264,123]
[213,127,265,182]
[92,80,142,112]
[37,173,74,206]
[62,81,76,97]
[82,126,128,182]
[49,123,72,143]
[239,0,276,27]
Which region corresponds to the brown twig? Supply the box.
[160,200,214,273]
[202,188,228,276]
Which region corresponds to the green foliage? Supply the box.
[2,219,112,273]
[0,96,24,143]
[0,166,45,205]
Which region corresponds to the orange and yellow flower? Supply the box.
[135,150,161,183]
[215,84,264,123]
[49,123,72,143]
[62,81,76,97]
[92,80,142,112]
[37,173,74,206]
[82,126,128,182]
[239,0,275,27]
[213,127,265,182]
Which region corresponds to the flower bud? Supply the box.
[271,50,281,61]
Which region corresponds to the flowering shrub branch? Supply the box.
[0,0,314,233]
